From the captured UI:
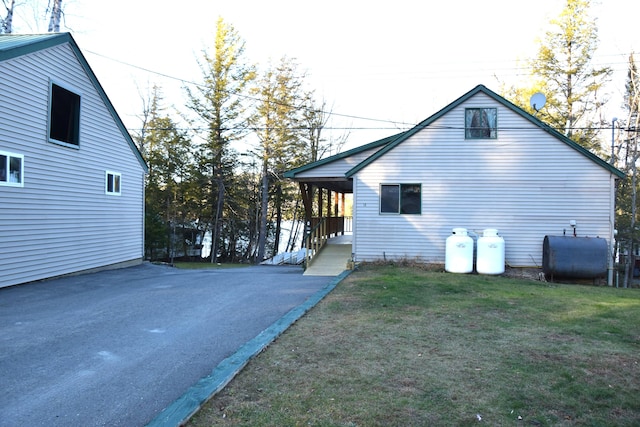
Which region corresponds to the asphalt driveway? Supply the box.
[0,263,336,426]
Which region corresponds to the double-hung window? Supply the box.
[0,151,24,187]
[49,82,81,146]
[465,108,497,139]
[380,184,421,214]
[105,171,121,195]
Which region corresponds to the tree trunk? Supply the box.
[272,183,282,258]
[2,0,15,33]
[210,179,224,263]
[48,0,62,32]
[256,159,269,262]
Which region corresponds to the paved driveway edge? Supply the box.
[146,269,353,427]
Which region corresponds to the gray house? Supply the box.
[0,33,148,288]
[286,85,624,269]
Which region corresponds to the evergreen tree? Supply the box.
[615,54,640,287]
[508,0,611,153]
[185,17,255,263]
[251,57,308,261]
[141,86,190,261]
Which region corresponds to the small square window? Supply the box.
[380,184,421,214]
[465,108,497,139]
[106,171,121,195]
[0,151,24,187]
[49,83,81,146]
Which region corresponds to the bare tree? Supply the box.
[1,0,15,33]
[47,0,61,32]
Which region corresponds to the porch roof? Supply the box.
[284,131,406,193]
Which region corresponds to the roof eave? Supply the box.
[284,131,405,179]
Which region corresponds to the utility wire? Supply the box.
[85,50,414,128]
[85,49,637,133]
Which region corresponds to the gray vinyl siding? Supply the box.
[295,147,383,179]
[0,43,145,288]
[353,93,615,267]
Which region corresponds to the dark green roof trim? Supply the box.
[283,131,406,178]
[0,33,68,60]
[0,33,148,172]
[345,84,624,179]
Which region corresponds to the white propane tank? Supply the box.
[476,228,505,275]
[445,228,474,273]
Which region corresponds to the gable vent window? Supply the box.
[105,171,121,195]
[380,184,421,214]
[0,151,24,187]
[49,83,81,146]
[465,108,497,139]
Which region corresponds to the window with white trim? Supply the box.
[0,151,24,187]
[49,83,81,146]
[380,184,421,214]
[105,171,121,195]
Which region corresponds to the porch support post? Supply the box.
[327,189,333,237]
[340,192,346,235]
[299,182,313,234]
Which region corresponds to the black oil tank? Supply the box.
[542,235,608,279]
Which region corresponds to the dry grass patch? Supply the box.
[187,264,640,426]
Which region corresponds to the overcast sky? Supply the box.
[11,0,640,150]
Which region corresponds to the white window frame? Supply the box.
[0,150,24,187]
[48,80,82,148]
[105,171,121,196]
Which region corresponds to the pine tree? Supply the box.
[509,0,611,153]
[141,86,191,261]
[615,54,640,287]
[251,57,308,261]
[186,17,255,263]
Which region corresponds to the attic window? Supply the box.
[49,83,81,146]
[465,108,497,139]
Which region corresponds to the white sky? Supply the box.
[11,0,640,151]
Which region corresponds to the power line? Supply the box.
[85,50,413,128]
[85,49,638,133]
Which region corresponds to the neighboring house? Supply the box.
[285,84,624,269]
[0,33,148,288]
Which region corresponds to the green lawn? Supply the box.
[187,264,640,426]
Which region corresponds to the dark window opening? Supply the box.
[380,184,421,214]
[106,171,121,195]
[465,108,497,139]
[50,84,80,145]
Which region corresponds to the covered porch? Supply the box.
[296,177,353,273]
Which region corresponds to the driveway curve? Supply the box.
[0,263,336,426]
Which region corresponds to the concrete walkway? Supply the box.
[0,263,340,427]
[304,234,353,276]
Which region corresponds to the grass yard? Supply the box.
[187,264,640,426]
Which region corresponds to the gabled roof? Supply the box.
[0,33,148,172]
[346,84,624,179]
[283,131,405,179]
[286,84,624,185]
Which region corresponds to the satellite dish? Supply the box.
[530,92,547,113]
